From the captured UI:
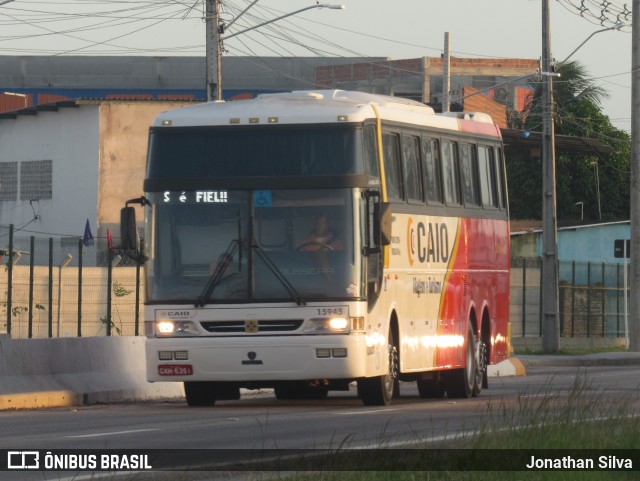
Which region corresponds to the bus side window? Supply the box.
[495,147,506,209]
[460,143,480,207]
[478,145,497,208]
[402,135,423,203]
[441,140,461,206]
[422,138,443,204]
[364,123,380,179]
[382,132,404,202]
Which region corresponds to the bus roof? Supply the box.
[152,90,501,138]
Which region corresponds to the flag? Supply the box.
[82,219,93,247]
[107,228,114,252]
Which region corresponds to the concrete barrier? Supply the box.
[0,335,183,410]
[0,335,525,410]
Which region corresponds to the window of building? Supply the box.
[20,160,52,201]
[0,162,18,201]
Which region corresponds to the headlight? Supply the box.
[155,320,198,337]
[304,317,350,334]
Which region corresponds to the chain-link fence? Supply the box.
[511,257,629,339]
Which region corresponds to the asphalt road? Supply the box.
[0,361,639,480]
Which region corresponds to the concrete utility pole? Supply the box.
[443,32,451,113]
[631,0,640,351]
[541,0,560,353]
[206,0,222,101]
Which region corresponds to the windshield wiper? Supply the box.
[195,240,239,307]
[252,244,306,306]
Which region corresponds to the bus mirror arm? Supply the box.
[125,196,150,207]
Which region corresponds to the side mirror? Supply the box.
[120,207,138,251]
[378,202,392,246]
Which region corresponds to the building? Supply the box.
[0,100,195,264]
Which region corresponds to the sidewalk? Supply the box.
[516,351,640,368]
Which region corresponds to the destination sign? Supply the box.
[162,191,228,204]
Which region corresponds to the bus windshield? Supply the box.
[145,189,361,304]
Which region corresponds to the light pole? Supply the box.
[56,254,73,337]
[540,3,623,353]
[206,2,345,101]
[560,22,625,64]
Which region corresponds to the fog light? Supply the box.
[158,351,173,361]
[332,348,347,358]
[316,348,331,358]
[174,351,189,360]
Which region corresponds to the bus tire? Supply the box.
[442,322,476,399]
[357,329,398,406]
[473,339,487,397]
[184,381,216,407]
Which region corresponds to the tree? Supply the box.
[506,60,630,222]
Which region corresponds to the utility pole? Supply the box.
[206,0,222,101]
[631,0,640,351]
[443,32,451,113]
[541,0,560,353]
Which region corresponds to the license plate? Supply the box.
[158,364,193,376]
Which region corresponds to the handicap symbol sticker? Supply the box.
[254,190,272,207]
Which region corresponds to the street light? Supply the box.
[206,2,346,101]
[560,21,624,64]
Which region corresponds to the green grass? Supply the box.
[266,372,640,481]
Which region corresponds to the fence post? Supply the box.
[6,224,13,336]
[587,262,591,338]
[601,262,605,337]
[28,236,35,339]
[539,259,543,337]
[571,261,576,338]
[135,248,142,336]
[521,258,526,337]
[48,238,53,338]
[106,250,113,336]
[617,263,621,337]
[77,239,83,337]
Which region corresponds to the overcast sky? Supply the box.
[0,0,632,132]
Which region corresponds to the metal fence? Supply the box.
[1,226,143,339]
[510,257,629,339]
[1,224,630,340]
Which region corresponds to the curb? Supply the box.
[487,357,526,378]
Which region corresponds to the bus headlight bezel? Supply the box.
[155,320,198,337]
[304,317,350,334]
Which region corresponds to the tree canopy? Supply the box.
[506,60,630,223]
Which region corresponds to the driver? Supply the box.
[298,213,343,251]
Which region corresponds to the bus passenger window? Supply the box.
[495,148,506,209]
[364,124,380,179]
[422,138,443,204]
[460,143,480,206]
[478,145,497,208]
[382,133,404,201]
[402,135,423,202]
[441,140,461,205]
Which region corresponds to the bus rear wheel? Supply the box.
[357,329,399,406]
[441,322,477,399]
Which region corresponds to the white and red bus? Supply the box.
[137,90,510,406]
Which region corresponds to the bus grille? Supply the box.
[200,320,304,333]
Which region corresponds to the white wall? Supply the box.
[0,105,100,242]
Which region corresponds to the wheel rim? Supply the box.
[385,344,399,396]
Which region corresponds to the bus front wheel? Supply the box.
[357,329,399,406]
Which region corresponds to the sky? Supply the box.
[0,0,633,132]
